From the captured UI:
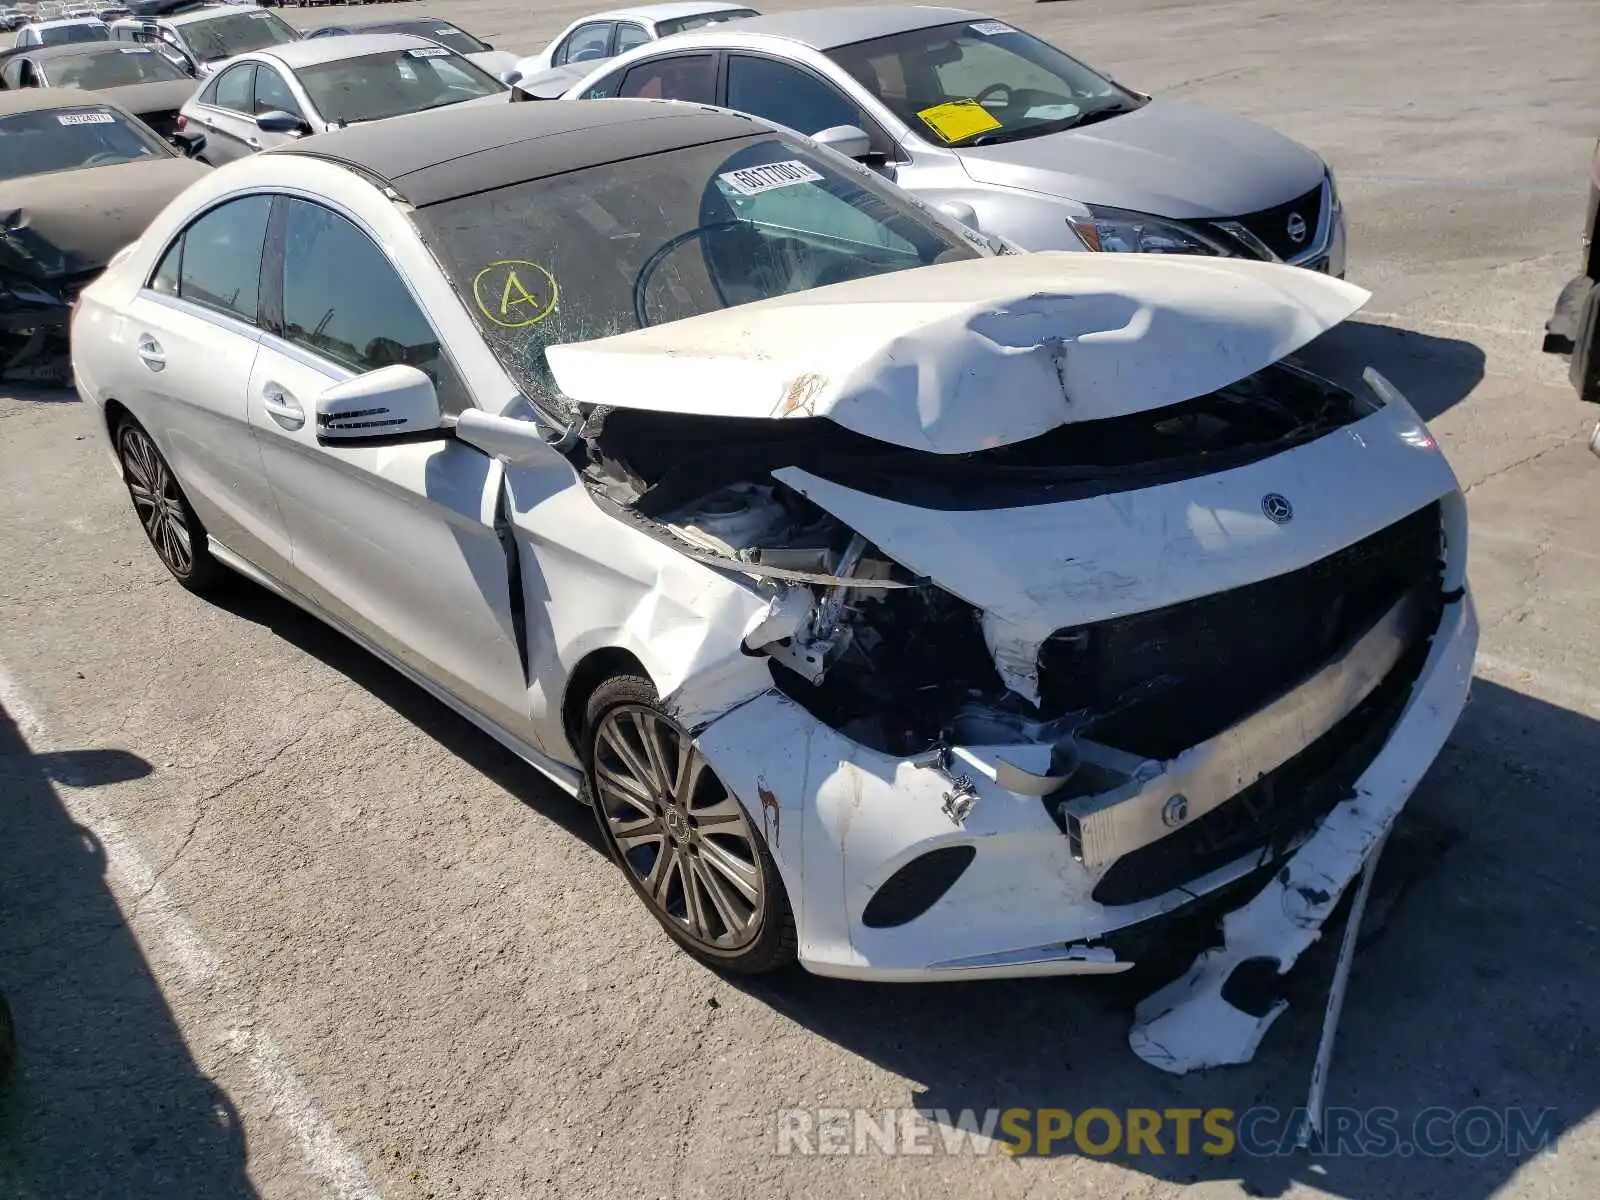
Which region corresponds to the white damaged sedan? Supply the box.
[71,100,1476,1072]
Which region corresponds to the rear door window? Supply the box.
[154,194,273,324]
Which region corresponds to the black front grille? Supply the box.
[1037,503,1442,760]
[1089,589,1441,908]
[1218,182,1324,261]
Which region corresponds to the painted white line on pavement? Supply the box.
[0,666,384,1200]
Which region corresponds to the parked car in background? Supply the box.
[306,18,518,80]
[0,86,207,379]
[1,9,32,32]
[70,98,1475,1078]
[177,33,507,164]
[109,3,299,77]
[549,6,1345,269]
[1543,137,1600,404]
[0,42,198,139]
[511,2,759,79]
[13,15,110,44]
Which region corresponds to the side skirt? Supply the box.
[207,537,585,799]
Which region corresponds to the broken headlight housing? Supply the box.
[1067,206,1230,256]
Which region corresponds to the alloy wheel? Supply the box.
[119,425,193,577]
[592,704,766,953]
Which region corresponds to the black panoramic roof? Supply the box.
[273,98,764,208]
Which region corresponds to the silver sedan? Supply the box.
[177,32,508,165]
[551,5,1346,273]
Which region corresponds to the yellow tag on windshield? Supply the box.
[916,99,1003,143]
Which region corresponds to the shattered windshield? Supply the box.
[830,20,1140,148]
[297,48,504,125]
[174,10,296,61]
[0,103,169,182]
[415,132,978,406]
[45,45,190,87]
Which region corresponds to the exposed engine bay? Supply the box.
[573,360,1403,759]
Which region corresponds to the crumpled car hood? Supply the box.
[953,99,1327,219]
[544,252,1368,454]
[0,155,208,282]
[771,395,1462,700]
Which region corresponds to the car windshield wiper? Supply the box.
[965,102,1137,147]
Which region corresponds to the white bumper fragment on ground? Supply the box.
[1129,593,1478,1073]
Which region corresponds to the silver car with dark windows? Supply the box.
[553,5,1345,272]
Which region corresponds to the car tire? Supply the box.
[1572,280,1600,404]
[114,417,223,593]
[584,672,797,975]
[0,990,14,1084]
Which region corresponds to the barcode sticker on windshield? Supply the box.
[434,28,455,35]
[969,20,1013,36]
[249,9,271,16]
[718,160,824,196]
[119,47,151,54]
[408,46,451,58]
[58,111,116,126]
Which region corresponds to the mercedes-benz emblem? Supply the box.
[1262,493,1294,524]
[1286,212,1308,244]
[1161,794,1189,828]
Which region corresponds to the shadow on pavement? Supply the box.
[0,703,258,1198]
[1295,320,1486,421]
[0,382,77,406]
[207,580,600,849]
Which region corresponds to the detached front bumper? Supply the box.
[693,588,1475,985]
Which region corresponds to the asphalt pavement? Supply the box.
[2,2,1598,1198]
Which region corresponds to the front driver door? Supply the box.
[246,195,534,738]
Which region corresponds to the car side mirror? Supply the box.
[811,123,872,161]
[315,365,441,442]
[937,199,979,229]
[500,68,521,85]
[453,407,569,463]
[256,109,308,135]
[171,129,205,158]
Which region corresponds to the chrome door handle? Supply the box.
[261,385,305,430]
[136,334,166,371]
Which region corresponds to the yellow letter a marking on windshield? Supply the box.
[501,269,541,318]
[471,260,559,329]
